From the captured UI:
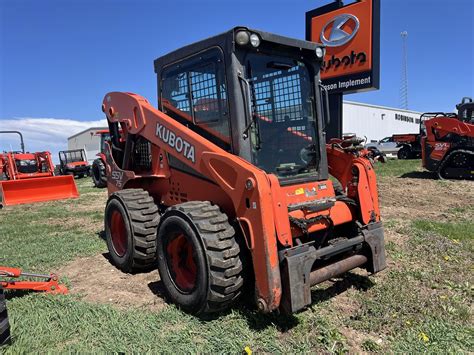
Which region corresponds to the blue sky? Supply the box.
[0,0,473,154]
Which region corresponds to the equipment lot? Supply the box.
[0,160,472,352]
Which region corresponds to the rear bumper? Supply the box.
[65,166,90,174]
[279,222,386,313]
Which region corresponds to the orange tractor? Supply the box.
[0,131,79,207]
[101,27,386,314]
[91,129,110,188]
[421,97,474,179]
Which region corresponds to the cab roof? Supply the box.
[154,26,323,74]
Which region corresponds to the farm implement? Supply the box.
[58,149,90,178]
[0,131,79,207]
[0,266,68,346]
[100,27,386,315]
[421,98,474,179]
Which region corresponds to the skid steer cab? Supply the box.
[101,27,386,314]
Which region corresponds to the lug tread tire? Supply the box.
[92,158,107,188]
[0,286,11,346]
[164,201,243,314]
[106,189,160,272]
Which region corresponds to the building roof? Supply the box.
[343,100,422,115]
[68,126,108,140]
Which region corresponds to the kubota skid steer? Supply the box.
[101,27,386,314]
[0,131,79,207]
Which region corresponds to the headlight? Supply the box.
[235,30,250,46]
[315,47,325,59]
[18,159,35,166]
[249,33,260,47]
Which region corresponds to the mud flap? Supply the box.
[0,176,79,207]
[279,222,386,313]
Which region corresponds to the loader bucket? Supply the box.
[0,176,79,207]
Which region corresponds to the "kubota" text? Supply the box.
[156,123,196,163]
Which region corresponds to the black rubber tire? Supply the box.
[105,189,160,272]
[397,146,411,160]
[0,285,11,346]
[92,158,107,188]
[157,201,244,315]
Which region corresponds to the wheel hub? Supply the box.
[110,210,128,257]
[166,233,197,292]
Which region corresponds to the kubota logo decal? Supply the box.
[156,123,195,163]
[320,14,360,47]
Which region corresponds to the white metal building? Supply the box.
[67,126,107,164]
[343,101,422,142]
[67,102,423,159]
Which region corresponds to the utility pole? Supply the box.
[400,31,409,110]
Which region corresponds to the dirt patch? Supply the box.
[41,216,102,233]
[339,326,384,353]
[378,177,473,222]
[57,254,166,311]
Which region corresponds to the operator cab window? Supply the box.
[160,47,231,150]
[244,53,318,180]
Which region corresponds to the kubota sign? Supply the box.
[306,0,380,94]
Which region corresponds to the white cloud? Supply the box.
[0,117,107,163]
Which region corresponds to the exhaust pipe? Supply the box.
[310,254,368,286]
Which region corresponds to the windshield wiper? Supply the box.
[242,113,257,139]
[238,69,261,149]
[276,164,305,175]
[267,61,293,70]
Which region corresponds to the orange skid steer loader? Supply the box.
[0,131,79,207]
[101,27,386,314]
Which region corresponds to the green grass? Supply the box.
[1,163,473,352]
[412,220,473,242]
[0,179,106,270]
[374,158,422,177]
[3,294,350,353]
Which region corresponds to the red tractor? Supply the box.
[421,97,474,179]
[100,27,386,315]
[0,131,79,207]
[91,129,110,188]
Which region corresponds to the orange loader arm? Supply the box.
[102,92,282,312]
